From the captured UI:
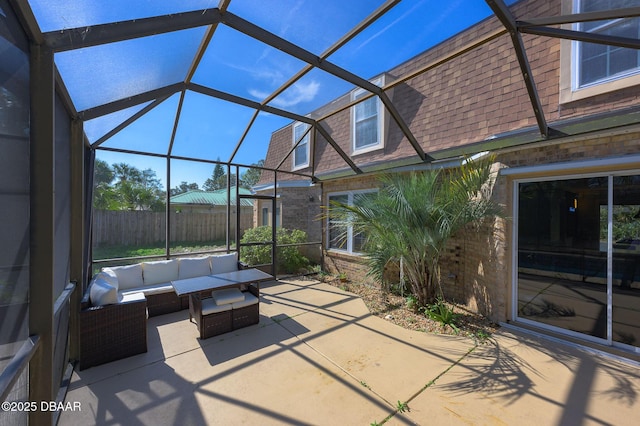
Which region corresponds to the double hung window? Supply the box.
[327,190,376,254]
[351,77,383,154]
[292,122,310,170]
[575,0,640,88]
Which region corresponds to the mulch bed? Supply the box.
[312,276,500,340]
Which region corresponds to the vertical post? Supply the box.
[235,166,240,257]
[29,42,55,425]
[166,157,171,258]
[272,172,278,277]
[69,120,85,361]
[226,163,231,252]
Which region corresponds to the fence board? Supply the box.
[93,208,253,247]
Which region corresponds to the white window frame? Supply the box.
[351,77,384,155]
[292,121,310,170]
[326,189,377,254]
[560,0,640,103]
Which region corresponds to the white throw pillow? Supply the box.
[89,278,119,306]
[94,270,119,290]
[143,259,179,285]
[178,257,211,280]
[211,252,238,274]
[104,263,144,290]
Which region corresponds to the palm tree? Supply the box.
[326,155,502,306]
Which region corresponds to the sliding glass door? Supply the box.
[516,174,640,350]
[612,176,640,347]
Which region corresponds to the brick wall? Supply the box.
[319,134,640,323]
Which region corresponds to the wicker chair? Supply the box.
[79,293,148,370]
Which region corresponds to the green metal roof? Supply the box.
[170,187,253,206]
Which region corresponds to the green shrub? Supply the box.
[422,299,460,333]
[240,226,309,274]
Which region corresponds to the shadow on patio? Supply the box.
[59,278,639,425]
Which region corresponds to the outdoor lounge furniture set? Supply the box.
[79,252,266,370]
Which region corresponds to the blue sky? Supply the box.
[30,0,508,189]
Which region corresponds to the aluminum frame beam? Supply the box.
[220,10,428,161]
[92,94,172,147]
[189,83,314,125]
[486,0,550,139]
[79,82,185,120]
[42,9,223,52]
[520,26,640,50]
[517,7,640,27]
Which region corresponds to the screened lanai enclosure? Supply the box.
[2,0,640,424]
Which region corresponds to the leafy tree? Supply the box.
[326,156,502,306]
[113,162,142,183]
[93,161,165,211]
[93,159,117,210]
[94,159,114,187]
[240,159,264,189]
[203,159,227,191]
[170,181,199,196]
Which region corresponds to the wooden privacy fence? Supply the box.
[93,208,254,246]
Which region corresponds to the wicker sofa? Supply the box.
[79,252,242,370]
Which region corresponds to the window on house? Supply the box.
[327,190,376,254]
[351,78,383,154]
[575,0,640,88]
[292,122,310,170]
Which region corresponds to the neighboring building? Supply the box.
[261,0,640,355]
[169,187,254,243]
[170,187,253,213]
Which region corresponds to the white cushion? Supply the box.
[211,288,244,305]
[178,257,211,280]
[143,259,179,286]
[119,292,146,304]
[104,264,144,290]
[93,270,119,290]
[231,292,259,309]
[210,252,238,274]
[89,278,119,306]
[201,298,233,316]
[120,283,174,297]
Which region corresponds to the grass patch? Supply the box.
[93,240,227,260]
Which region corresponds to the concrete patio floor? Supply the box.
[60,278,640,425]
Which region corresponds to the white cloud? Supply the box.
[249,80,320,108]
[355,0,463,52]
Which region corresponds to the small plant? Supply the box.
[423,298,460,334]
[474,329,492,343]
[337,272,348,282]
[405,294,419,312]
[396,400,409,413]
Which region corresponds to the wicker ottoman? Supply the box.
[190,294,233,339]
